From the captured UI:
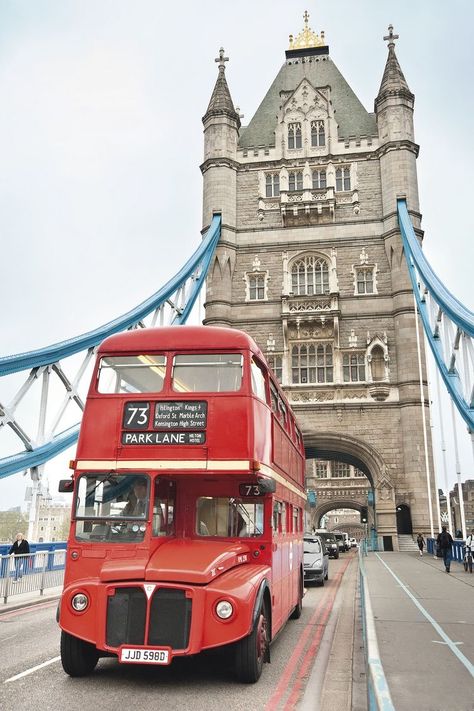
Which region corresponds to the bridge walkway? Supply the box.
[364,551,474,711]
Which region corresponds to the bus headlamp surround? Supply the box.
[215,599,234,620]
[71,592,89,612]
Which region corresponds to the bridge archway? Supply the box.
[303,431,397,545]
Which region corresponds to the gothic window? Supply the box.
[355,267,375,294]
[248,274,265,300]
[288,122,302,149]
[370,346,385,382]
[354,468,366,478]
[333,462,350,478]
[265,173,280,197]
[291,343,333,384]
[288,171,303,191]
[311,120,325,147]
[267,353,283,383]
[315,461,328,478]
[312,169,327,189]
[336,167,351,191]
[291,255,329,295]
[343,353,366,382]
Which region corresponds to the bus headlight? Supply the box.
[215,600,234,620]
[71,593,89,612]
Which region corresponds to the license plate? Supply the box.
[119,647,171,665]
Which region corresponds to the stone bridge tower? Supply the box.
[201,15,436,549]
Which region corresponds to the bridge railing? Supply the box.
[1,548,66,604]
[426,537,465,562]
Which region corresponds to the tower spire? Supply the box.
[203,47,240,126]
[376,25,413,107]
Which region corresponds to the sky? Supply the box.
[0,0,472,513]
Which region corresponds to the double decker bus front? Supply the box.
[58,328,299,682]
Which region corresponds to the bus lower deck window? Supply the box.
[196,497,263,537]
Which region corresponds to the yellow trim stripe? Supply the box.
[75,459,307,501]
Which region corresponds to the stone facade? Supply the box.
[201,20,436,548]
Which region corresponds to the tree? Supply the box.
[0,510,29,544]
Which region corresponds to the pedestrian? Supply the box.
[416,532,425,556]
[436,525,453,573]
[8,532,30,582]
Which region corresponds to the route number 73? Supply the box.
[123,402,150,430]
[239,483,262,497]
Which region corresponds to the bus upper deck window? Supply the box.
[172,354,243,393]
[97,355,166,394]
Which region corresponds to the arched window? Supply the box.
[311,120,325,147]
[291,343,333,384]
[291,255,329,295]
[370,346,385,382]
[288,171,303,191]
[288,122,302,149]
[312,169,326,189]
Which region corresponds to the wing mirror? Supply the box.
[58,479,75,493]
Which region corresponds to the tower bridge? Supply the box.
[202,18,436,548]
[0,11,473,710]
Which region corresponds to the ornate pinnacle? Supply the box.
[215,47,229,71]
[383,24,399,48]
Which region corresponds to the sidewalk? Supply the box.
[0,585,63,614]
[364,551,474,711]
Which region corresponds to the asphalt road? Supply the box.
[0,555,354,711]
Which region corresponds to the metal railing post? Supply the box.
[39,551,48,596]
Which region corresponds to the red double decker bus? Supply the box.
[58,326,306,682]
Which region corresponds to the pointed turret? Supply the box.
[375,25,419,215]
[203,48,241,126]
[375,25,414,109]
[201,48,239,326]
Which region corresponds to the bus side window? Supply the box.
[270,382,279,416]
[293,505,299,533]
[251,357,268,403]
[273,501,282,533]
[278,397,288,429]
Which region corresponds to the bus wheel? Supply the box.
[235,603,269,683]
[60,630,99,677]
[290,572,303,620]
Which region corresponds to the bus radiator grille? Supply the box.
[148,588,192,650]
[106,587,147,647]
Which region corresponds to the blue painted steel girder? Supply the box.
[397,199,473,432]
[0,215,221,479]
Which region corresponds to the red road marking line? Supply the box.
[266,556,351,711]
[284,556,352,709]
[0,600,57,620]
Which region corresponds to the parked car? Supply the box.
[314,530,339,559]
[304,534,329,585]
[349,537,358,548]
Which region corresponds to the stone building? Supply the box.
[201,14,436,549]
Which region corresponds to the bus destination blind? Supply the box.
[122,401,207,445]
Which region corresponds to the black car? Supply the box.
[314,530,339,559]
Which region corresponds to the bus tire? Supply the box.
[235,602,269,683]
[60,630,99,677]
[290,572,303,619]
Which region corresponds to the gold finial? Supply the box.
[288,11,326,50]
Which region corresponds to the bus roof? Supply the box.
[98,326,265,358]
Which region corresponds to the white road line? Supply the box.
[4,656,61,683]
[375,553,474,678]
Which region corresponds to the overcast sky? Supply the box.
[0,1,472,514]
